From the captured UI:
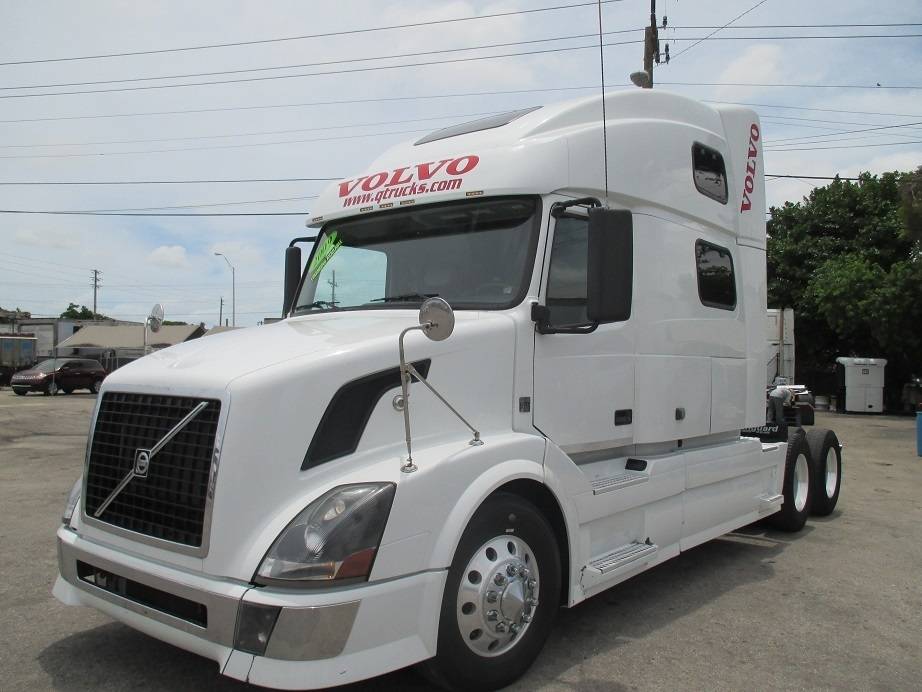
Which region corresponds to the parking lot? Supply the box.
[1,389,919,691]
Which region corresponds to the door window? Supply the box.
[545,215,589,327]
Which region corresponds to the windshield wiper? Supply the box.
[297,300,339,311]
[370,293,439,303]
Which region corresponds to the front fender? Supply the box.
[370,433,548,580]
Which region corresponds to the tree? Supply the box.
[898,165,922,248]
[767,171,921,406]
[60,303,96,319]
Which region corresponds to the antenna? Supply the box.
[596,0,610,204]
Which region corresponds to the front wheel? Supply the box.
[422,493,561,691]
[46,381,59,396]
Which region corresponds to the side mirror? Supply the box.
[283,245,302,316]
[419,297,454,341]
[587,208,633,323]
[148,303,164,333]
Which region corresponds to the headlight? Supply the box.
[62,475,82,526]
[255,482,396,587]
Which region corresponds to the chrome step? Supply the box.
[759,493,784,514]
[588,541,658,575]
[590,470,649,495]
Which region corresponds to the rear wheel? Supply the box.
[421,493,561,691]
[14,389,26,396]
[768,428,815,532]
[91,379,102,394]
[806,428,841,516]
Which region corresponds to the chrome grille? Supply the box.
[84,392,221,548]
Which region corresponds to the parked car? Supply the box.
[10,358,107,396]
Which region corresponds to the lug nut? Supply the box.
[486,590,498,603]
[487,610,498,621]
[510,623,520,635]
[528,597,538,607]
[519,566,529,577]
[506,564,518,577]
[495,622,507,633]
[527,579,537,590]
[523,614,532,623]
[494,573,506,586]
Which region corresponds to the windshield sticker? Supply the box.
[308,231,343,280]
[338,155,480,209]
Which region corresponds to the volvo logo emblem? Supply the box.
[134,449,152,478]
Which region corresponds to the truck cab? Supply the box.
[54,90,840,690]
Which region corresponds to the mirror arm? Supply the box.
[397,322,483,475]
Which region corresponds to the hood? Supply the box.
[12,368,48,378]
[103,310,505,394]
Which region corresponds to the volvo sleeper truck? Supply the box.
[53,90,843,690]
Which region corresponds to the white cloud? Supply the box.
[14,227,79,249]
[715,45,785,100]
[148,245,190,269]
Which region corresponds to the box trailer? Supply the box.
[53,90,843,690]
[0,335,37,385]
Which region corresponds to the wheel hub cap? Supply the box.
[456,535,539,657]
[825,448,838,498]
[794,453,809,512]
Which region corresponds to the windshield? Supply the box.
[34,359,66,372]
[293,197,540,313]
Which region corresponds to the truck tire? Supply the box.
[806,428,841,516]
[421,492,561,691]
[767,428,815,532]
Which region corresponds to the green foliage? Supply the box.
[767,171,921,401]
[59,303,96,319]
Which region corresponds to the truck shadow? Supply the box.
[38,524,800,691]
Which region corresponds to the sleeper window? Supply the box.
[696,240,736,310]
[692,143,728,204]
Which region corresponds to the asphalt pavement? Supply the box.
[1,389,919,691]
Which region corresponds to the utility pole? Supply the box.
[633,1,667,88]
[214,252,236,327]
[327,270,338,305]
[218,296,224,327]
[91,269,102,319]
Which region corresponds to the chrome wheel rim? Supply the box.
[793,453,809,512]
[456,535,540,657]
[825,448,839,498]
[48,382,58,395]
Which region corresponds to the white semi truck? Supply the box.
[54,91,843,690]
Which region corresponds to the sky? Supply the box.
[1,0,920,326]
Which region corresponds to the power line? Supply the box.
[5,35,921,100]
[6,85,920,126]
[0,31,643,92]
[0,210,311,217]
[766,174,862,180]
[765,120,922,145]
[766,139,922,152]
[674,23,922,29]
[670,0,770,61]
[0,1,626,66]
[0,178,337,185]
[663,81,922,90]
[0,109,504,149]
[0,40,645,100]
[90,195,317,212]
[0,127,430,160]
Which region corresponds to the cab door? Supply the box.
[532,210,635,453]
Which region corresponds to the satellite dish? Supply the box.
[418,297,454,342]
[148,303,165,333]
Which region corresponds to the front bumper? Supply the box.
[55,527,446,689]
[11,381,45,392]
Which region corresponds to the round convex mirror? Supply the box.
[419,297,454,341]
[148,303,165,333]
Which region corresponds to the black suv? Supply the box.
[10,358,107,396]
